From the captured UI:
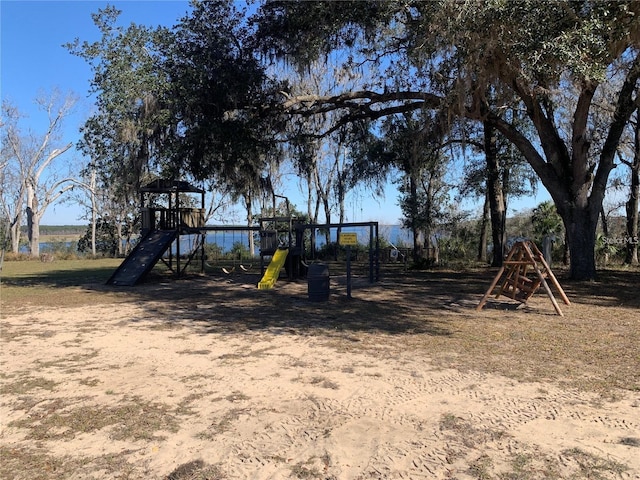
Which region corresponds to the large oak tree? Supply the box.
[255,0,640,280]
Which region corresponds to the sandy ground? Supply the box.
[1,275,639,479]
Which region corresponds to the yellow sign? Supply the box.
[339,232,358,245]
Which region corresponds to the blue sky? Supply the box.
[1,1,549,227]
[1,0,198,225]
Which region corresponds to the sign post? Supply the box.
[339,233,358,299]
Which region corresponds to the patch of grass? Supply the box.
[142,321,185,331]
[562,448,628,479]
[439,413,465,432]
[0,258,127,315]
[439,413,508,451]
[468,454,493,480]
[9,396,180,441]
[175,393,207,416]
[499,451,561,480]
[0,445,138,480]
[308,376,340,390]
[78,377,101,387]
[290,456,327,479]
[1,258,122,286]
[292,375,340,390]
[176,349,211,355]
[0,376,58,395]
[35,350,99,371]
[619,437,640,447]
[197,407,250,439]
[0,445,79,480]
[225,391,250,403]
[164,460,224,480]
[217,346,277,362]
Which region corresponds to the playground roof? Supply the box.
[140,179,205,194]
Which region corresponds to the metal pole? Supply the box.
[346,245,352,299]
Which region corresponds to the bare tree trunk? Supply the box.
[244,194,255,256]
[26,185,40,257]
[625,117,639,265]
[115,221,124,256]
[477,192,490,262]
[89,167,97,256]
[564,207,599,279]
[322,196,331,243]
[9,215,22,254]
[600,206,610,266]
[485,122,506,267]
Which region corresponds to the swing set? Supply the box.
[199,225,260,275]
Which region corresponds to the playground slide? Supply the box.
[258,248,288,290]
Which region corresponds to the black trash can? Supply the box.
[307,263,330,301]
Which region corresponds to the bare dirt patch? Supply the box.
[1,267,639,479]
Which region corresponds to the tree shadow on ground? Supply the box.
[559,269,640,309]
[129,271,456,337]
[91,266,640,337]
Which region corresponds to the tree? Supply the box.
[0,102,26,254]
[278,53,382,233]
[68,2,284,237]
[368,111,450,265]
[532,201,564,239]
[162,1,283,188]
[77,215,118,256]
[1,92,76,257]
[483,112,538,267]
[254,0,640,280]
[66,6,174,209]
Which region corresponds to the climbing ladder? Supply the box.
[477,240,570,316]
[106,230,177,286]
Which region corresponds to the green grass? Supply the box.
[1,258,122,286]
[0,258,126,314]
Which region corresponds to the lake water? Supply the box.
[193,224,412,254]
[28,225,413,255]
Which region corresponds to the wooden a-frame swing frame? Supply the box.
[477,240,571,316]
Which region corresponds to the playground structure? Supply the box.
[107,180,206,286]
[476,240,570,316]
[256,216,381,289]
[106,180,380,289]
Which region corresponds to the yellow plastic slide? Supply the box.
[257,248,288,290]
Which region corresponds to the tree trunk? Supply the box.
[625,179,639,265]
[323,198,331,245]
[244,193,255,256]
[9,215,21,254]
[563,232,570,265]
[600,206,610,266]
[26,208,41,257]
[477,192,490,262]
[564,206,598,280]
[26,184,40,257]
[91,211,97,257]
[485,122,506,267]
[407,173,422,264]
[116,222,124,257]
[425,170,438,265]
[89,168,97,256]
[625,117,639,265]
